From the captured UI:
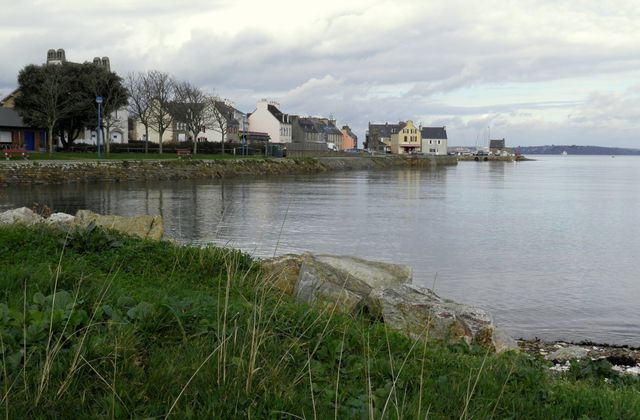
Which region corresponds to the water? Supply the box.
[2,155,639,345]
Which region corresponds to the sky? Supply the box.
[1,0,640,148]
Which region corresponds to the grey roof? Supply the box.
[368,122,406,138]
[0,107,26,128]
[214,101,240,128]
[490,139,506,149]
[421,127,447,139]
[268,104,289,124]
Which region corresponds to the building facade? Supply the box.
[390,120,421,154]
[340,126,357,150]
[366,122,405,153]
[0,107,47,151]
[421,127,448,155]
[248,100,292,144]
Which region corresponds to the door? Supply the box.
[25,132,35,151]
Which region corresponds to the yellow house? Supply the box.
[390,120,421,154]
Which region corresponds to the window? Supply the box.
[404,135,407,141]
[438,140,441,145]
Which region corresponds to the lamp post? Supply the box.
[96,96,103,159]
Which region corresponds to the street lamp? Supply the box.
[96,96,103,159]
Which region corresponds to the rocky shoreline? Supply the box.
[518,339,640,374]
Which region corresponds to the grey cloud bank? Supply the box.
[1,0,640,147]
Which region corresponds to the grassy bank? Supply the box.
[1,225,639,418]
[19,152,262,161]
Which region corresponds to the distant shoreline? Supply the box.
[515,145,640,155]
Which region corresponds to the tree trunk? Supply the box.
[192,131,198,155]
[158,129,163,154]
[144,125,149,154]
[48,126,54,157]
[104,125,110,156]
[221,130,225,156]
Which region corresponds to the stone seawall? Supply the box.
[0,156,457,186]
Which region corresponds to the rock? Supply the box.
[365,283,494,344]
[74,210,163,240]
[46,212,75,228]
[545,346,589,362]
[294,254,412,313]
[259,254,303,295]
[0,207,43,225]
[492,328,520,353]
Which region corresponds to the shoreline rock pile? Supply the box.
[0,207,163,240]
[260,253,519,353]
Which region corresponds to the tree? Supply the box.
[15,62,128,153]
[212,99,235,155]
[147,71,176,154]
[15,63,82,155]
[85,67,128,155]
[173,82,220,155]
[125,72,153,153]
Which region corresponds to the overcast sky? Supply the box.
[1,0,640,147]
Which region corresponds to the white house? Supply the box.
[248,99,292,143]
[421,127,448,155]
[83,108,128,145]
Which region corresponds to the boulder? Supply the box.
[46,212,75,228]
[294,253,411,313]
[365,284,494,344]
[258,254,304,295]
[258,252,518,352]
[545,346,589,362]
[74,210,163,240]
[0,207,43,226]
[491,328,520,353]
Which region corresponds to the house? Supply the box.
[489,138,507,154]
[365,122,405,152]
[340,126,357,150]
[0,89,19,108]
[421,127,448,155]
[290,116,342,150]
[390,120,421,154]
[248,100,292,144]
[131,99,246,144]
[0,107,47,151]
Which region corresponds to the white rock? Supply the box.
[0,207,43,225]
[46,212,75,226]
[545,346,589,362]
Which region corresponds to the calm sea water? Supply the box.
[2,155,639,345]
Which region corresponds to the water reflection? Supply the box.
[2,159,640,345]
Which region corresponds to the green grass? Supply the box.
[18,152,264,161]
[1,224,639,418]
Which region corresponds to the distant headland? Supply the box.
[516,145,640,155]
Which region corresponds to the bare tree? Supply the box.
[125,72,153,153]
[173,81,216,155]
[147,70,176,154]
[211,99,233,156]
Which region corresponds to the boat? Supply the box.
[561,151,568,156]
